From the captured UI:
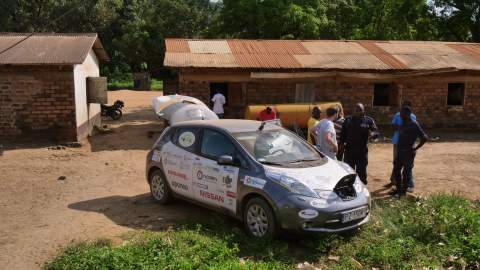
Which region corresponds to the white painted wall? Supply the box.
[73,49,101,141]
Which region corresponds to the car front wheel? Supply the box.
[243,197,276,239]
[149,170,172,204]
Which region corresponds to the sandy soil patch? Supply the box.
[1,90,479,269]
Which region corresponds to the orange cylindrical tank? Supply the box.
[244,102,343,129]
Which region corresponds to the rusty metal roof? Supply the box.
[0,33,109,65]
[164,39,480,71]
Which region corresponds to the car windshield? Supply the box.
[233,129,322,164]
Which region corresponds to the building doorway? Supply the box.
[210,82,229,107]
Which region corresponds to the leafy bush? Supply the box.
[45,194,480,270]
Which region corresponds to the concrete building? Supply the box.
[0,33,109,142]
[163,39,480,128]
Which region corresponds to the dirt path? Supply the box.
[1,90,479,269]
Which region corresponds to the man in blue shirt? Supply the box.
[385,101,416,191]
[392,106,428,198]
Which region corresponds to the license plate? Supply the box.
[342,207,368,223]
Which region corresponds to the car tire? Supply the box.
[149,170,172,204]
[243,197,276,239]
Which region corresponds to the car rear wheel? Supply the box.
[243,197,276,239]
[149,170,172,204]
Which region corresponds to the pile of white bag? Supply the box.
[152,95,218,125]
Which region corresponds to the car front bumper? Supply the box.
[273,192,371,233]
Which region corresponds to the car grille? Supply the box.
[334,174,357,201]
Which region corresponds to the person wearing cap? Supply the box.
[258,106,277,122]
[392,106,428,198]
[307,106,321,144]
[339,103,379,184]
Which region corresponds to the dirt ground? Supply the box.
[1,90,479,269]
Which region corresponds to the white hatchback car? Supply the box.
[146,120,371,238]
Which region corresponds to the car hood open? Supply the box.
[264,158,353,191]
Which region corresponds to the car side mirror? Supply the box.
[217,155,234,166]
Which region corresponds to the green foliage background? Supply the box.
[0,0,479,81]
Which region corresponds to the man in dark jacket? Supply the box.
[392,106,428,198]
[339,103,379,184]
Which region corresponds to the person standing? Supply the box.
[339,103,379,184]
[385,100,417,191]
[258,106,277,121]
[315,107,338,159]
[334,105,345,160]
[307,106,321,145]
[211,90,226,118]
[392,106,428,198]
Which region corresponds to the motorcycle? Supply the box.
[101,100,124,120]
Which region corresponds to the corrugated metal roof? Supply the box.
[166,39,190,53]
[164,53,238,68]
[358,41,408,69]
[0,33,109,65]
[447,44,480,60]
[295,54,390,70]
[228,40,309,55]
[377,41,459,54]
[164,39,480,71]
[188,40,231,54]
[302,41,368,54]
[234,53,302,68]
[394,54,480,70]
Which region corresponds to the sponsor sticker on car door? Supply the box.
[193,158,239,213]
[221,166,239,213]
[162,142,194,198]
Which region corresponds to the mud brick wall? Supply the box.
[0,66,77,142]
[178,81,211,105]
[176,68,480,129]
[402,81,480,129]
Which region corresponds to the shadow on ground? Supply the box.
[88,108,166,152]
[68,193,212,231]
[68,193,350,265]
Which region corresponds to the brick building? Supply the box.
[0,33,109,142]
[163,39,480,128]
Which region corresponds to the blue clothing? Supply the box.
[392,112,416,145]
[393,150,416,195]
[397,121,428,151]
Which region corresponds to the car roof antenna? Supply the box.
[258,121,266,131]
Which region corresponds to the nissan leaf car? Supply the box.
[146,119,371,238]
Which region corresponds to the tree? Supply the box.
[353,0,436,40]
[217,0,329,39]
[432,0,480,41]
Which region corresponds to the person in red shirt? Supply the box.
[258,106,277,121]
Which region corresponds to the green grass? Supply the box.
[45,194,480,270]
[151,79,163,91]
[108,79,163,91]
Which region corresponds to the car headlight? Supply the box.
[267,174,317,198]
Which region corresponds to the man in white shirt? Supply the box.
[211,90,226,118]
[314,107,338,159]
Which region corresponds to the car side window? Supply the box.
[173,127,200,153]
[156,127,174,148]
[201,129,247,167]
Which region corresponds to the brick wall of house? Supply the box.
[0,66,77,142]
[178,81,211,104]
[176,69,480,129]
[401,81,480,128]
